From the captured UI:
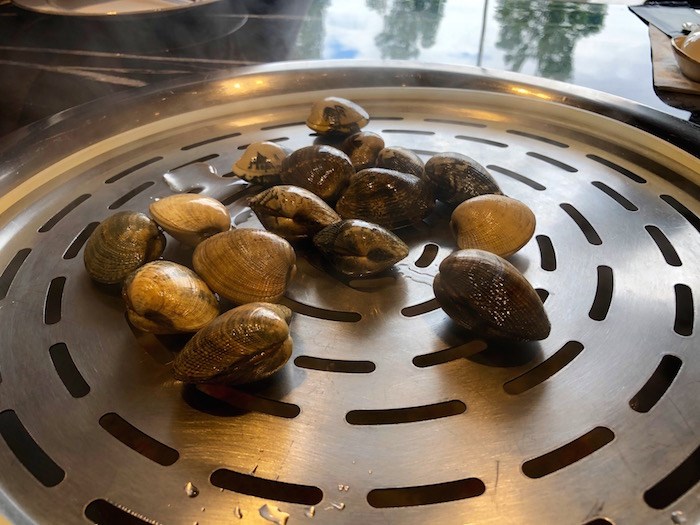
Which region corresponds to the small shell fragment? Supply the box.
[424,152,502,205]
[149,194,231,247]
[232,141,291,186]
[306,96,369,135]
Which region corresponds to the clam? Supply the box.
[279,145,354,202]
[149,194,230,247]
[450,194,535,257]
[313,219,409,277]
[306,96,369,135]
[232,141,291,186]
[172,302,293,385]
[433,249,550,341]
[340,131,385,171]
[193,228,296,305]
[122,261,219,334]
[376,147,424,179]
[424,152,502,205]
[249,185,341,240]
[84,211,166,284]
[335,168,435,230]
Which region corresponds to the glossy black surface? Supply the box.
[0,0,699,138]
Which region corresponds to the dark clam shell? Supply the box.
[376,146,424,179]
[433,249,550,341]
[313,219,409,277]
[279,145,354,203]
[424,152,502,205]
[335,168,435,230]
[340,131,385,171]
[172,302,293,385]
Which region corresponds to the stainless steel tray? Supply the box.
[0,61,698,525]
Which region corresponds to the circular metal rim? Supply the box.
[10,0,225,18]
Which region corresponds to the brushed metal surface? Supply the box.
[0,62,698,525]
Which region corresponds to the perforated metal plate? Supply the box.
[0,62,698,525]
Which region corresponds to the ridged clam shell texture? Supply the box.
[306,96,369,135]
[424,151,503,205]
[279,145,354,203]
[433,249,551,341]
[149,193,231,247]
[340,131,385,171]
[172,302,293,385]
[376,146,425,179]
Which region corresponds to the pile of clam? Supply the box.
[83,96,550,387]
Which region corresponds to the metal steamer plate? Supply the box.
[0,63,698,525]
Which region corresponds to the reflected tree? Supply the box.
[290,0,331,60]
[495,0,606,81]
[367,0,446,59]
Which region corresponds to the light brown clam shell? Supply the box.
[424,152,502,205]
[376,146,424,179]
[279,145,354,202]
[340,131,385,171]
[335,168,435,230]
[313,219,409,277]
[450,194,536,257]
[149,194,230,247]
[433,249,550,341]
[172,302,293,385]
[192,229,296,305]
[122,261,219,334]
[84,211,166,284]
[306,96,369,135]
[249,185,341,240]
[232,141,291,186]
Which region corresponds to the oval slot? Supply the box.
[526,152,577,172]
[674,284,694,336]
[643,444,700,509]
[192,385,300,419]
[105,156,162,184]
[38,194,91,233]
[586,154,646,184]
[424,118,485,128]
[0,248,31,300]
[99,413,178,466]
[522,426,615,479]
[261,122,305,130]
[294,355,375,374]
[44,276,66,325]
[504,341,584,395]
[455,135,508,148]
[660,194,700,233]
[346,400,466,425]
[536,234,556,271]
[381,129,435,135]
[644,225,682,267]
[49,343,90,398]
[535,288,550,303]
[170,154,219,171]
[108,181,155,210]
[0,409,65,487]
[487,165,546,191]
[413,340,487,368]
[591,181,638,211]
[210,468,323,505]
[589,266,613,321]
[582,519,614,525]
[84,499,155,525]
[182,132,241,150]
[63,222,99,260]
[560,203,602,245]
[280,297,361,323]
[237,136,289,150]
[414,243,439,268]
[401,298,440,317]
[367,477,486,508]
[507,130,568,148]
[629,355,682,413]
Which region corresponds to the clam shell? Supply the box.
[433,249,550,341]
[232,141,291,186]
[313,219,409,277]
[450,195,536,257]
[335,168,435,230]
[279,145,354,202]
[306,96,369,135]
[424,152,502,205]
[122,261,219,334]
[340,131,385,171]
[84,211,166,284]
[376,147,424,179]
[192,229,296,305]
[149,194,231,247]
[249,185,341,240]
[172,302,293,385]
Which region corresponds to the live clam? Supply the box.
[340,131,385,171]
[450,195,536,258]
[424,152,502,205]
[232,141,291,186]
[149,194,230,247]
[376,146,425,179]
[84,211,166,284]
[306,96,369,135]
[335,168,435,230]
[172,302,293,385]
[279,145,354,202]
[193,228,296,305]
[433,249,550,341]
[313,219,409,277]
[249,185,341,240]
[122,261,219,334]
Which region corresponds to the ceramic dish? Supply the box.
[671,34,700,82]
